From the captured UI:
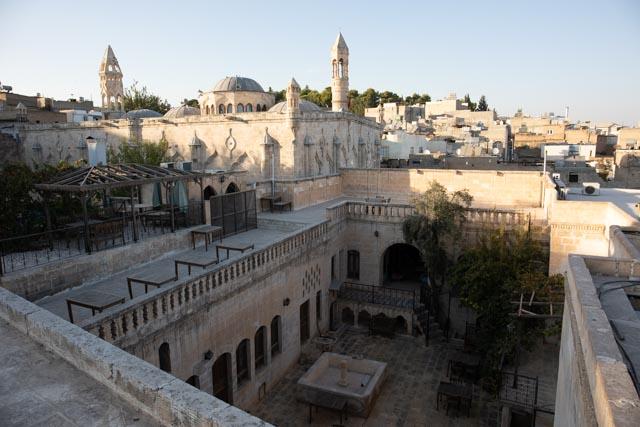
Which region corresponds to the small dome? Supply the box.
[213,76,265,93]
[125,109,163,119]
[164,104,200,118]
[268,100,322,113]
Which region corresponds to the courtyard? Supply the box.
[251,326,557,426]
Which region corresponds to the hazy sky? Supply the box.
[2,0,639,125]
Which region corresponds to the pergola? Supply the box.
[34,164,211,252]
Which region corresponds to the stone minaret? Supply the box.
[99,45,124,111]
[331,33,349,112]
[286,77,301,113]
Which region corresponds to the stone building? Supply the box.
[198,76,275,115]
[99,45,124,112]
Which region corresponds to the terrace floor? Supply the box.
[250,327,557,427]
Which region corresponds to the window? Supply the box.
[331,255,336,279]
[300,300,310,344]
[186,375,200,389]
[316,290,322,321]
[347,250,360,280]
[270,316,281,356]
[569,173,579,183]
[254,326,266,370]
[159,343,171,373]
[237,103,244,113]
[205,105,210,115]
[227,103,233,114]
[236,339,250,386]
[218,104,225,114]
[246,103,253,112]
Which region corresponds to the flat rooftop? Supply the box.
[566,187,640,218]
[0,319,155,426]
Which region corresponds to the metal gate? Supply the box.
[210,189,257,237]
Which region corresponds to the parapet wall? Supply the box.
[0,286,269,427]
[340,168,545,209]
[555,256,640,427]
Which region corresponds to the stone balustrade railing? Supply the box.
[326,200,536,228]
[81,221,330,345]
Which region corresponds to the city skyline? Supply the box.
[2,0,639,124]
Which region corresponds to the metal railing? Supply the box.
[339,282,417,309]
[0,201,204,276]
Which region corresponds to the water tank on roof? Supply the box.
[86,137,106,166]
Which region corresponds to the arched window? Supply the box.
[236,339,250,386]
[159,343,171,373]
[246,103,253,112]
[347,250,360,280]
[205,105,210,115]
[262,104,268,112]
[255,104,261,112]
[237,104,244,113]
[225,182,239,193]
[338,59,344,78]
[254,326,266,370]
[203,185,216,200]
[226,104,233,114]
[271,316,281,356]
[218,104,225,114]
[186,375,200,389]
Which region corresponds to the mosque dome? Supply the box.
[213,76,265,93]
[125,109,162,119]
[268,100,322,113]
[164,104,201,118]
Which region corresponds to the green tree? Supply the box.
[405,93,431,104]
[403,182,473,289]
[107,139,169,165]
[477,95,488,111]
[268,87,286,103]
[462,93,477,111]
[451,228,563,380]
[379,90,402,104]
[123,81,171,114]
[184,99,199,108]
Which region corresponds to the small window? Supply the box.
[246,103,253,112]
[271,316,281,356]
[316,290,322,321]
[237,103,244,113]
[218,104,225,114]
[255,326,266,370]
[227,104,233,114]
[236,339,250,386]
[347,250,360,280]
[569,173,579,183]
[159,343,171,373]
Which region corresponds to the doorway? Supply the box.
[212,352,232,404]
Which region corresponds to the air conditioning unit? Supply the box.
[582,182,600,196]
[160,162,175,169]
[552,173,561,180]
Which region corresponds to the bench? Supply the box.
[272,201,292,212]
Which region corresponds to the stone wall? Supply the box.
[340,168,547,209]
[555,256,640,427]
[0,287,269,427]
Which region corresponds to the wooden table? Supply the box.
[174,252,219,276]
[260,195,281,212]
[216,242,254,260]
[66,290,125,324]
[437,381,472,416]
[307,395,347,425]
[127,270,177,299]
[272,201,292,212]
[191,225,223,251]
[448,351,481,383]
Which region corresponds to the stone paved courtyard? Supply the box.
[251,327,503,426]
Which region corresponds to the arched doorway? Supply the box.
[341,307,354,325]
[159,343,171,373]
[382,243,424,289]
[212,353,232,404]
[203,185,216,200]
[358,310,371,328]
[225,182,239,193]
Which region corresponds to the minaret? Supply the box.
[286,77,301,114]
[99,45,124,111]
[331,33,349,112]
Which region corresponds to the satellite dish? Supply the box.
[492,147,500,155]
[455,148,462,156]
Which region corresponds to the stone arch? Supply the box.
[226,103,233,114]
[341,307,354,325]
[254,326,267,370]
[205,105,210,115]
[159,342,171,373]
[236,338,250,387]
[203,185,216,200]
[380,242,425,287]
[212,352,232,404]
[270,315,281,356]
[395,316,408,334]
[218,104,225,114]
[357,310,371,328]
[237,103,244,113]
[225,182,239,193]
[246,103,253,112]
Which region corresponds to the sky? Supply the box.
[1,0,639,125]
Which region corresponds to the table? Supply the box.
[272,201,292,212]
[307,395,347,425]
[174,252,219,276]
[191,225,223,251]
[66,290,125,324]
[260,195,281,212]
[216,242,254,260]
[447,351,481,383]
[127,270,177,299]
[437,381,472,416]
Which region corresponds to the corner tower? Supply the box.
[286,77,301,114]
[99,45,124,111]
[331,33,349,112]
